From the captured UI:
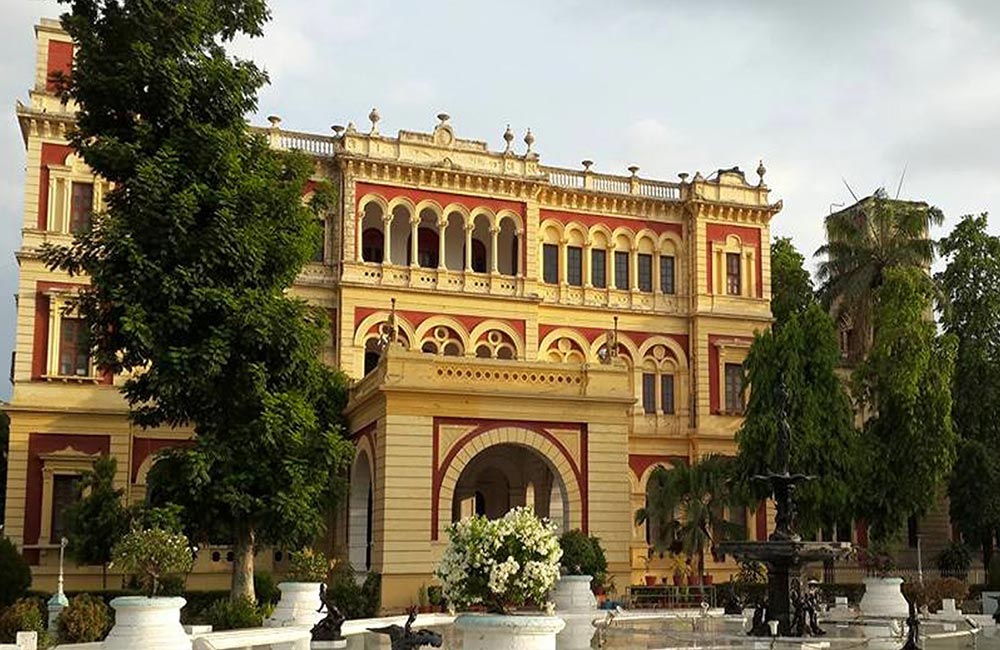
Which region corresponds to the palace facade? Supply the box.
[5,19,800,608]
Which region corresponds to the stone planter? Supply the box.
[104,596,191,650]
[266,582,324,628]
[550,575,596,612]
[983,591,1000,617]
[859,577,908,618]
[455,613,566,650]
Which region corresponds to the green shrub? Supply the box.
[936,542,973,579]
[57,593,112,643]
[324,560,380,618]
[179,591,230,625]
[0,598,48,646]
[201,596,263,631]
[558,530,608,590]
[157,575,187,597]
[0,538,32,607]
[286,548,330,583]
[254,572,281,606]
[902,578,969,612]
[112,528,194,597]
[988,555,1000,589]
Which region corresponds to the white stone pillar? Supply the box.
[583,244,593,288]
[381,215,392,264]
[437,219,448,269]
[465,224,474,272]
[490,226,500,274]
[409,216,419,267]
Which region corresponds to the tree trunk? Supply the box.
[231,526,256,603]
[102,562,107,591]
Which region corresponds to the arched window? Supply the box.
[407,227,439,268]
[420,326,464,357]
[474,330,517,360]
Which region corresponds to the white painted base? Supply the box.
[983,591,1000,617]
[550,575,596,613]
[266,582,324,629]
[455,614,566,650]
[554,612,597,649]
[104,597,191,650]
[859,577,908,618]
[312,640,347,649]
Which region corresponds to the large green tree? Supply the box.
[43,0,352,601]
[936,214,1000,566]
[635,455,742,579]
[735,304,860,536]
[770,237,815,329]
[64,456,130,589]
[815,191,942,361]
[852,266,956,542]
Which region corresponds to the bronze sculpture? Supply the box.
[368,606,443,649]
[311,583,346,642]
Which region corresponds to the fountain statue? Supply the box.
[311,583,347,645]
[718,382,852,637]
[368,607,444,649]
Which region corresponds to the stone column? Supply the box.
[381,215,392,264]
[409,216,420,267]
[464,224,474,272]
[583,243,593,288]
[437,218,448,270]
[490,226,500,274]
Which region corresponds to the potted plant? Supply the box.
[857,544,908,618]
[664,553,690,586]
[417,585,434,614]
[104,527,195,650]
[438,507,566,650]
[267,547,331,628]
[427,585,445,613]
[551,529,606,612]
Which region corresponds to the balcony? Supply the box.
[543,166,682,201]
[342,261,526,297]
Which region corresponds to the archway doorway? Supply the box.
[450,443,569,533]
[348,449,373,571]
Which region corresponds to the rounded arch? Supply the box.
[635,229,658,254]
[468,320,525,359]
[436,426,584,541]
[725,234,743,248]
[442,203,471,226]
[134,453,165,488]
[588,331,639,363]
[611,226,636,250]
[564,222,587,246]
[637,336,689,369]
[658,230,683,253]
[386,196,417,219]
[495,209,523,232]
[357,193,389,214]
[348,446,375,571]
[414,199,444,222]
[414,316,471,347]
[539,219,564,244]
[538,328,594,363]
[353,311,417,349]
[469,206,497,230]
[589,224,612,247]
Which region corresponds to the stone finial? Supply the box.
[267,115,282,128]
[503,124,514,153]
[331,125,345,136]
[582,160,594,172]
[437,112,450,125]
[368,107,380,134]
[628,165,640,177]
[757,159,767,186]
[346,121,357,133]
[678,172,690,183]
[524,128,535,154]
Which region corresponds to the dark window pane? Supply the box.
[638,254,653,292]
[660,256,675,294]
[50,474,81,543]
[470,239,487,273]
[724,363,743,414]
[362,228,384,263]
[660,374,675,414]
[543,244,559,284]
[416,227,439,268]
[567,246,583,286]
[312,219,326,262]
[642,373,656,414]
[726,252,741,295]
[614,252,629,290]
[591,249,607,288]
[59,318,89,376]
[70,182,93,234]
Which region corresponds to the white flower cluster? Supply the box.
[436,507,562,613]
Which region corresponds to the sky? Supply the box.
[2,0,1000,400]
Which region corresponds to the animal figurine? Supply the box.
[368,606,443,650]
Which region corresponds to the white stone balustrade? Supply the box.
[190,627,311,650]
[0,632,37,650]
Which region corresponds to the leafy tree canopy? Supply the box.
[44,0,352,600]
[770,237,815,328]
[735,303,860,535]
[635,455,742,577]
[64,456,130,588]
[936,213,1000,564]
[853,266,956,542]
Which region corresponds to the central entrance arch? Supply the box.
[450,444,569,532]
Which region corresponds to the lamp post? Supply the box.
[47,537,69,631]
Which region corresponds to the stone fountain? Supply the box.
[718,383,852,637]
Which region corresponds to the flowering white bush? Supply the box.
[436,507,562,614]
[111,528,194,597]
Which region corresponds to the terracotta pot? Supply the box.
[644,575,657,586]
[702,574,713,585]
[688,575,701,586]
[673,574,684,586]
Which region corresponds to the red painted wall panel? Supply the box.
[705,223,763,298]
[45,41,74,93]
[37,143,74,229]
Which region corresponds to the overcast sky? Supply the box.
[2,0,999,400]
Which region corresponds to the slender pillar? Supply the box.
[437,219,448,270]
[409,216,419,267]
[490,226,500,274]
[381,215,392,264]
[464,224,474,272]
[583,243,593,288]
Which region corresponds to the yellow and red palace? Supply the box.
[6,19,917,609]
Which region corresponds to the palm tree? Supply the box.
[815,189,942,361]
[635,455,744,580]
